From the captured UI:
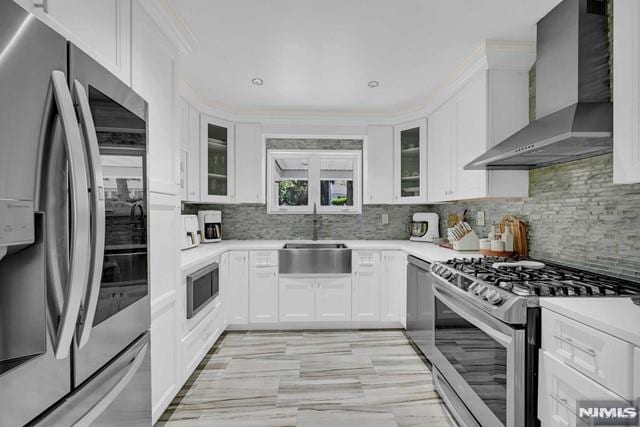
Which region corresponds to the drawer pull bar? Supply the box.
[553,335,596,356]
[550,394,591,423]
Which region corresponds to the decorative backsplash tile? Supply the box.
[182,203,425,240]
[430,154,640,282]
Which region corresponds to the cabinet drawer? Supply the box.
[352,250,380,271]
[250,250,278,267]
[539,351,629,427]
[181,305,223,379]
[542,309,634,400]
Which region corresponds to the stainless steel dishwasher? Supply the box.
[406,255,435,361]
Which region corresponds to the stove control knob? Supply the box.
[467,282,478,293]
[484,289,495,299]
[474,285,486,295]
[487,292,503,305]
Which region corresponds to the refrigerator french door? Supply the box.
[0,1,150,425]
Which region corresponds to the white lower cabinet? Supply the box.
[315,277,351,321]
[381,251,407,323]
[249,266,278,323]
[538,351,628,427]
[352,251,381,321]
[279,276,351,322]
[181,304,223,380]
[279,278,315,322]
[227,251,249,325]
[352,269,380,321]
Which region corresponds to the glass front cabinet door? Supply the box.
[200,114,235,202]
[394,118,427,203]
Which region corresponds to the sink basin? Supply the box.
[279,243,351,274]
[282,243,347,249]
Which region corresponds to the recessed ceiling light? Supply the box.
[368,80,380,88]
[251,77,264,86]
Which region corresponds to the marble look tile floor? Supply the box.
[157,330,458,427]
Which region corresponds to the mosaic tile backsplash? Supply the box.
[182,203,425,240]
[430,154,640,282]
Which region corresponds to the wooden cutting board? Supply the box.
[499,215,528,257]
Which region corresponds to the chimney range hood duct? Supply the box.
[465,0,612,170]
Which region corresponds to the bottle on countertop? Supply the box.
[502,222,514,252]
[488,224,496,240]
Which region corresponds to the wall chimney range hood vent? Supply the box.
[465,0,612,170]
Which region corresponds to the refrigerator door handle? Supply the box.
[72,80,105,349]
[49,70,92,360]
[74,342,148,427]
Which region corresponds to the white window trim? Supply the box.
[267,149,362,215]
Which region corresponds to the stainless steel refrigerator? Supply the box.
[0,1,151,425]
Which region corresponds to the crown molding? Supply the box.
[178,39,536,127]
[136,0,197,54]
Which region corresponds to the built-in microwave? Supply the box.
[186,262,219,319]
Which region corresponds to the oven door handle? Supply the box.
[73,80,106,349]
[433,283,513,349]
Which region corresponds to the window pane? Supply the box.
[278,180,308,206]
[320,180,353,206]
[273,156,309,208]
[319,157,354,207]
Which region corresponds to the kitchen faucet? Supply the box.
[312,202,318,241]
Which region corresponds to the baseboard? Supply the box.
[225,321,404,331]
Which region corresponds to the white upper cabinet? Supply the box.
[200,114,235,203]
[428,68,529,202]
[394,118,428,203]
[235,123,265,203]
[613,0,640,184]
[364,126,394,204]
[21,0,132,85]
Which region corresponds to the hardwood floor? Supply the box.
[158,330,457,427]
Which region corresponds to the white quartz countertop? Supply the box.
[180,239,481,275]
[541,297,640,347]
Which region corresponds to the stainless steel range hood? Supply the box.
[465,0,612,170]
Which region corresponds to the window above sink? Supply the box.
[267,150,362,214]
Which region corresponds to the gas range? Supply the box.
[430,257,640,325]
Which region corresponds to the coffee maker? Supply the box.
[410,212,440,242]
[198,210,222,243]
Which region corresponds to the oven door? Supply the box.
[430,280,525,427]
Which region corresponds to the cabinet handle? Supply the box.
[553,335,596,356]
[549,394,585,420]
[34,0,48,12]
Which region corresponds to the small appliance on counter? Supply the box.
[198,210,222,243]
[409,212,440,242]
[182,215,201,250]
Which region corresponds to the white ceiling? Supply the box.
[171,0,562,116]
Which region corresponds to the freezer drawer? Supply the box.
[33,331,151,426]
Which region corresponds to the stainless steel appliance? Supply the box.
[409,212,440,242]
[198,210,222,242]
[428,257,640,427]
[465,0,612,170]
[406,256,434,359]
[186,262,219,319]
[0,1,150,425]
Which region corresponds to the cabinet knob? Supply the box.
[34,0,48,12]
